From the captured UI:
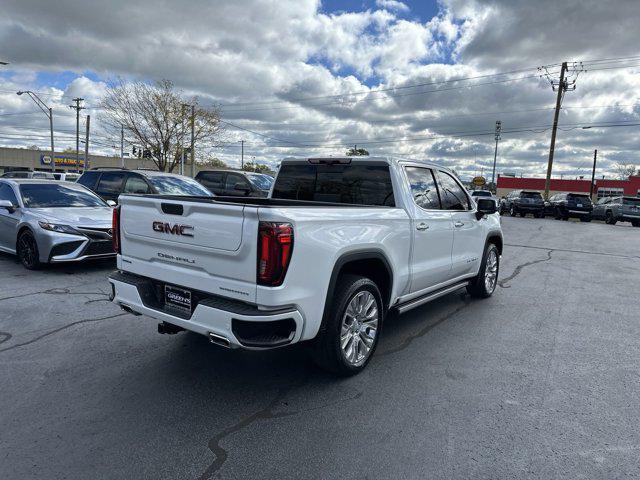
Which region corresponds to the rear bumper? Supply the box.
[108,271,304,349]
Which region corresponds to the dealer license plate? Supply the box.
[165,285,192,313]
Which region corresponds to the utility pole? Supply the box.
[16,91,55,173]
[491,120,501,191]
[542,61,582,198]
[120,125,124,168]
[240,140,245,169]
[84,115,90,171]
[190,104,195,178]
[69,98,85,172]
[590,149,598,199]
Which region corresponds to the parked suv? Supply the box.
[195,169,273,197]
[76,168,212,203]
[470,190,499,210]
[549,193,593,221]
[502,190,545,217]
[592,196,640,226]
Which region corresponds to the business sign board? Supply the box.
[41,154,88,168]
[472,176,486,186]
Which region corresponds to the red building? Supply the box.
[496,175,640,200]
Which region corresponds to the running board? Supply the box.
[395,281,469,314]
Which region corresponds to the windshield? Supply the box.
[146,175,213,196]
[472,190,491,197]
[20,183,107,208]
[247,174,274,190]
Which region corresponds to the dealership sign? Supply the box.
[41,154,88,167]
[472,176,486,186]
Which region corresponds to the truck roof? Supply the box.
[280,156,453,173]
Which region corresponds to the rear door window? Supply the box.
[96,172,126,195]
[77,171,101,190]
[272,162,395,206]
[405,167,440,209]
[198,172,226,192]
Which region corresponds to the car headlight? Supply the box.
[38,221,80,234]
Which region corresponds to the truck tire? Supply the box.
[17,230,42,270]
[467,243,499,299]
[312,274,383,376]
[509,205,516,217]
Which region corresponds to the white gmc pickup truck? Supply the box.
[108,157,502,375]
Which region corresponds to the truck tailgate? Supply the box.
[118,195,259,303]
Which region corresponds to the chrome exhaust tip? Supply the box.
[120,304,141,316]
[208,332,231,348]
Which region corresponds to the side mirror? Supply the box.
[475,198,497,219]
[0,199,16,213]
[106,200,117,207]
[234,183,251,195]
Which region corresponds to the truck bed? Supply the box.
[138,194,394,209]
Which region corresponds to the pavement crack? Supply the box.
[0,331,12,346]
[197,379,362,479]
[198,378,309,480]
[0,313,127,353]
[498,249,553,288]
[505,243,639,260]
[379,298,471,356]
[0,288,109,303]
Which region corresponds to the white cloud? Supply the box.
[375,0,410,13]
[0,0,639,178]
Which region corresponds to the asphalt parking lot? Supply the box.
[1,217,639,479]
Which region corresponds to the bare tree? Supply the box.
[101,79,223,172]
[614,161,637,179]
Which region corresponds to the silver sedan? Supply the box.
[0,179,115,269]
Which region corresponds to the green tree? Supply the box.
[101,79,223,172]
[203,157,228,168]
[346,146,369,156]
[242,162,274,175]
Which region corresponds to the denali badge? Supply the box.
[152,221,194,237]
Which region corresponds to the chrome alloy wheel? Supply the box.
[484,249,498,293]
[340,291,379,366]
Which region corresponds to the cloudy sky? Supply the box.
[1,0,639,179]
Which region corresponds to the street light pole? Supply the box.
[17,91,55,173]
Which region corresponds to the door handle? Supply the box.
[416,222,429,231]
[454,221,465,228]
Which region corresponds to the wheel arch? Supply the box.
[485,232,503,255]
[320,250,394,334]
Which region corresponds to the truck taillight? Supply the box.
[112,206,121,254]
[257,222,293,286]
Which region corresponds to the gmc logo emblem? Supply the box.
[152,221,194,237]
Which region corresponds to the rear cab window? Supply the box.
[521,191,543,200]
[272,161,395,206]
